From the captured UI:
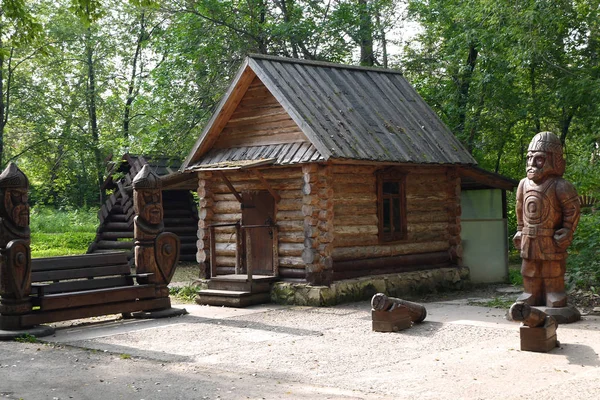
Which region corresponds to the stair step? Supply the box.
[207,275,277,292]
[97,240,134,249]
[196,290,271,308]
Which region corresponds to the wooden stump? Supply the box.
[372,308,412,333]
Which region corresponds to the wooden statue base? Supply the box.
[372,308,412,332]
[519,317,558,353]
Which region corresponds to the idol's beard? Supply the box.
[144,205,163,225]
[11,205,29,228]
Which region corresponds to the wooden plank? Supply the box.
[22,297,171,326]
[31,264,132,282]
[33,276,133,295]
[32,285,157,311]
[31,253,129,272]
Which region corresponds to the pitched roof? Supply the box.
[182,54,476,170]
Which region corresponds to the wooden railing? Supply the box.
[208,222,279,282]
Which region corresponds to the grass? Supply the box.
[169,284,202,303]
[30,207,97,258]
[468,297,515,309]
[14,333,38,343]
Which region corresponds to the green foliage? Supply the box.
[29,207,97,257]
[567,213,600,290]
[508,267,523,287]
[119,353,132,359]
[30,207,98,233]
[468,297,514,309]
[14,333,38,343]
[169,284,201,303]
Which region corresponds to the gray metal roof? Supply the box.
[183,55,476,169]
[187,142,324,171]
[248,55,475,165]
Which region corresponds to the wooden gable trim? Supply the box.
[182,60,257,169]
[247,57,332,161]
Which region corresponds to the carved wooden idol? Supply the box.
[513,132,580,308]
[0,163,32,315]
[133,165,180,293]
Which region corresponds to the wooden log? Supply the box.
[278,231,305,243]
[277,198,304,211]
[278,220,304,232]
[336,251,450,272]
[331,165,378,175]
[408,222,449,234]
[333,234,379,247]
[278,256,305,267]
[333,204,377,216]
[211,213,242,223]
[278,243,304,257]
[332,241,449,261]
[509,302,548,328]
[406,211,449,223]
[279,267,306,279]
[213,201,241,213]
[276,210,304,221]
[333,225,379,235]
[332,183,376,194]
[371,293,427,323]
[332,193,377,202]
[334,215,379,226]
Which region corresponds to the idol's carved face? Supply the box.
[526,151,551,183]
[4,188,29,228]
[140,189,162,224]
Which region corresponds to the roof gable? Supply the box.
[182,55,476,170]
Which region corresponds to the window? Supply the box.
[377,169,407,242]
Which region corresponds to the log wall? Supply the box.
[331,164,460,280]
[213,77,309,149]
[196,163,462,283]
[196,167,307,280]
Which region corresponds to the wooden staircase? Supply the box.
[87,155,199,263]
[196,275,278,307]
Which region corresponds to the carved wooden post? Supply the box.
[133,165,180,300]
[0,163,33,330]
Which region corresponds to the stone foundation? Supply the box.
[271,266,470,306]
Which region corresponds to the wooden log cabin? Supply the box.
[173,54,515,304]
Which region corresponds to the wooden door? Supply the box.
[242,191,275,275]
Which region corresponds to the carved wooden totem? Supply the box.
[513,132,580,308]
[371,293,427,332]
[133,165,180,298]
[0,163,32,323]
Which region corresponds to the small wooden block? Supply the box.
[519,321,558,353]
[372,308,412,332]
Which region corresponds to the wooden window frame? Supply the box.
[377,169,407,243]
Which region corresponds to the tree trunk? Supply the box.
[85,27,104,204]
[358,0,375,66]
[455,43,478,137]
[123,11,146,140]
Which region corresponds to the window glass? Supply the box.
[383,181,399,194]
